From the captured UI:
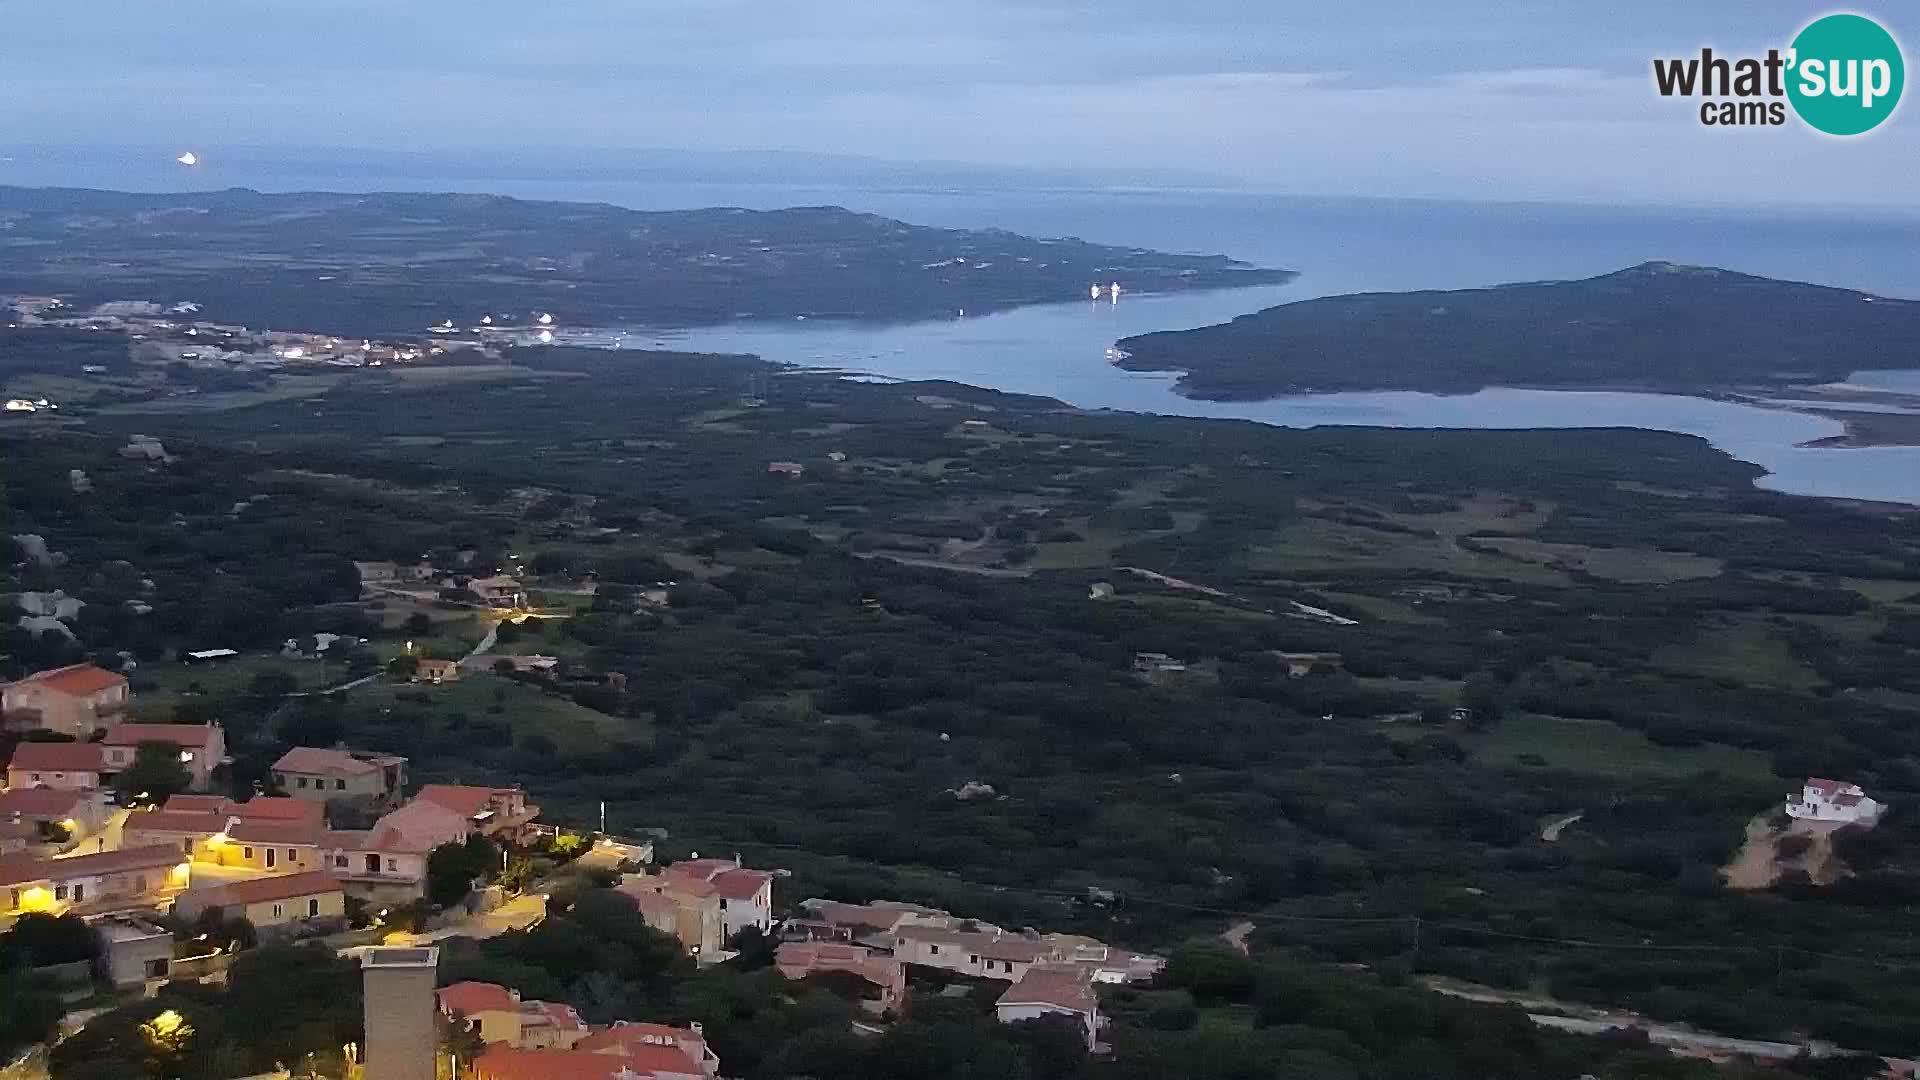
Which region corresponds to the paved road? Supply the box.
[380,892,548,946]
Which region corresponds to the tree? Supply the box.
[405,612,434,636]
[114,741,193,805]
[426,834,500,907]
[387,655,420,680]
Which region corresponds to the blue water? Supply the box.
[10,155,1920,502]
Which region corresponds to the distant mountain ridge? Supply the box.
[1113,261,1920,398]
[0,185,1291,333]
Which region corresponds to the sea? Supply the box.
[10,154,1920,503]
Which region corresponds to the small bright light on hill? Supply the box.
[176,152,199,166]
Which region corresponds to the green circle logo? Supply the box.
[1787,13,1904,135]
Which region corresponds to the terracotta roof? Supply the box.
[711,868,772,901]
[998,966,1097,1014]
[186,869,340,908]
[522,1000,587,1033]
[574,1023,705,1057]
[227,817,323,846]
[274,747,383,776]
[1807,777,1847,795]
[802,899,927,931]
[437,981,519,1016]
[475,1046,703,1080]
[664,858,739,882]
[0,844,182,886]
[321,829,374,849]
[1835,793,1865,807]
[8,664,126,697]
[102,723,219,749]
[6,741,106,773]
[0,787,90,817]
[232,796,324,823]
[162,795,231,813]
[122,810,228,836]
[415,784,509,818]
[367,799,470,852]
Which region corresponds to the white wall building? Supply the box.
[1786,778,1885,825]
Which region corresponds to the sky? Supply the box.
[4,1,1915,206]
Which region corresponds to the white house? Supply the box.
[1786,778,1885,825]
[995,965,1101,1050]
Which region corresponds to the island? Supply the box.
[1113,261,1920,399]
[0,186,1291,334]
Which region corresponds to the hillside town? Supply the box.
[0,660,1166,1078]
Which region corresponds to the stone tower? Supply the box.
[360,946,439,1080]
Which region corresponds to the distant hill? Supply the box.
[1114,262,1920,398]
[0,186,1291,333]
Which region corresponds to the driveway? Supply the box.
[382,892,547,946]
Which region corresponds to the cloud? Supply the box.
[2,0,1914,206]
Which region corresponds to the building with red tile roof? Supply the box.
[575,1022,718,1077]
[100,723,225,791]
[0,844,189,919]
[414,784,540,842]
[473,1044,706,1080]
[995,965,1101,1049]
[272,746,407,809]
[5,741,107,790]
[174,870,345,931]
[2,664,130,738]
[775,942,907,1014]
[664,857,775,939]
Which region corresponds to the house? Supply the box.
[5,741,108,790]
[0,787,111,843]
[91,913,174,988]
[414,783,541,844]
[174,870,345,932]
[1787,778,1887,825]
[1,664,131,737]
[615,873,725,960]
[664,857,775,940]
[473,1044,707,1080]
[789,898,948,944]
[437,981,590,1049]
[996,965,1101,1050]
[766,461,805,477]
[101,722,226,791]
[272,746,408,810]
[575,1022,720,1078]
[893,924,1048,981]
[320,814,447,904]
[0,845,190,923]
[467,575,524,608]
[774,942,907,1014]
[415,659,461,685]
[127,800,328,874]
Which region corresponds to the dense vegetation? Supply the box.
[1114,262,1920,397]
[9,331,1920,1067]
[0,186,1290,332]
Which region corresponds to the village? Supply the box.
[1,651,1168,1079]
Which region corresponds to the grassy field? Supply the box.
[1244,518,1570,585]
[1651,619,1824,690]
[357,672,642,754]
[1473,537,1722,584]
[133,653,338,716]
[1469,713,1776,783]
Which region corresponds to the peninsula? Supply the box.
[0,186,1292,334]
[1113,262,1920,399]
